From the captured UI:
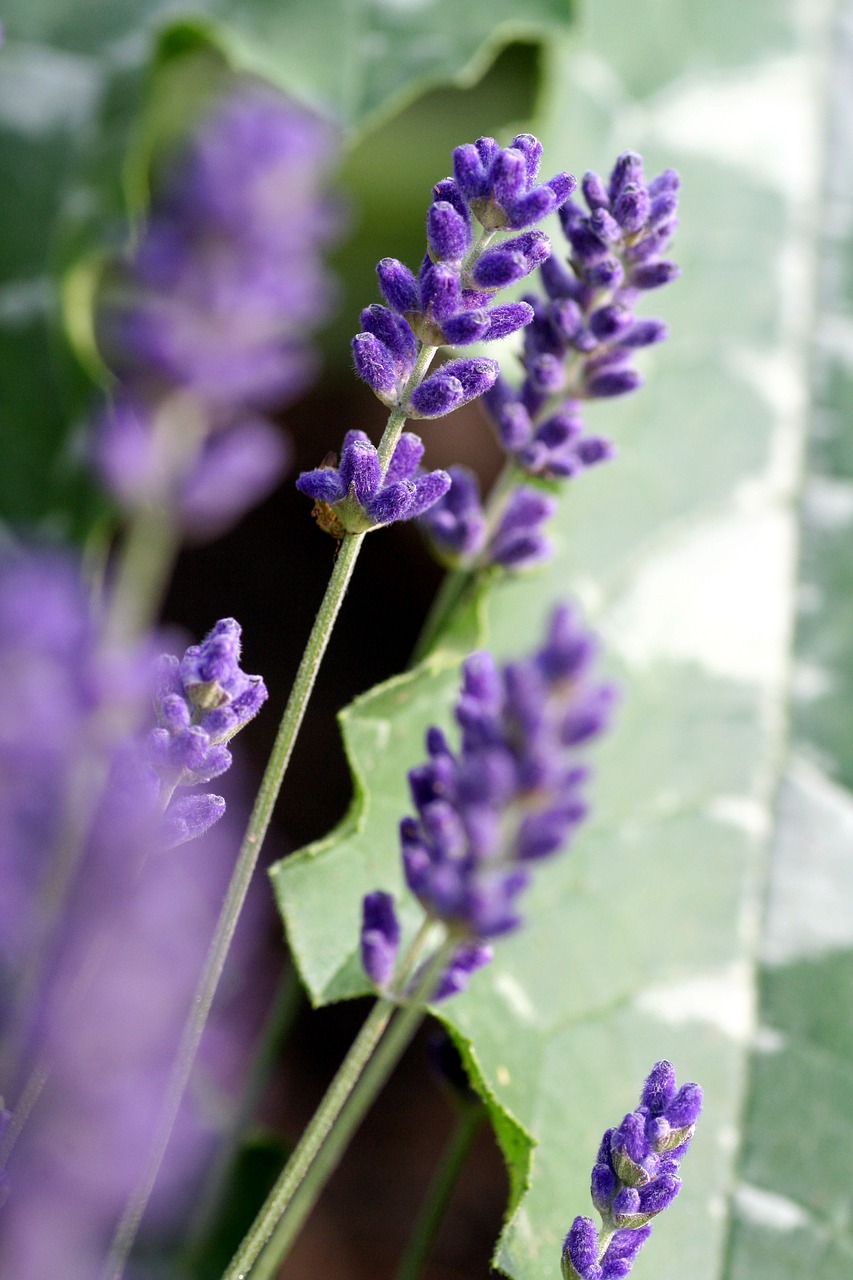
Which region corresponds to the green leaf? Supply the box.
[273,4,850,1280]
[0,2,571,526]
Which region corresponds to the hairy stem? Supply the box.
[228,935,451,1280]
[102,345,436,1279]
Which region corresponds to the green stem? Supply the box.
[102,343,439,1279]
[104,504,180,646]
[395,1102,483,1280]
[100,530,364,1280]
[231,938,451,1280]
[184,966,305,1260]
[411,458,521,663]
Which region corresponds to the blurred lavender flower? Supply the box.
[483,151,679,480]
[147,617,268,846]
[562,1061,702,1280]
[421,464,556,571]
[0,552,269,1277]
[296,430,450,535]
[93,80,342,540]
[359,603,615,997]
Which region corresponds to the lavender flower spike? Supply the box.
[297,430,450,535]
[421,466,557,572]
[562,1061,702,1280]
[147,617,268,844]
[358,603,615,1000]
[482,150,679,484]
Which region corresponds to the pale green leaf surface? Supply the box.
[274,2,850,1279]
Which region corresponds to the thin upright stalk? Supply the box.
[104,504,179,646]
[396,1102,483,1280]
[102,345,436,1280]
[411,458,521,663]
[227,938,452,1280]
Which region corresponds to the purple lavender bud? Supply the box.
[581,170,610,210]
[360,890,401,988]
[474,230,551,289]
[491,147,527,207]
[608,151,644,201]
[648,168,680,196]
[420,261,462,320]
[629,260,680,289]
[666,1082,703,1130]
[162,792,226,848]
[649,189,679,228]
[506,184,562,229]
[636,1174,682,1218]
[385,432,425,483]
[360,303,418,367]
[420,465,487,563]
[640,1060,678,1114]
[432,941,493,1000]
[296,465,346,504]
[540,252,582,301]
[484,301,535,340]
[585,366,642,398]
[409,357,498,418]
[441,310,491,345]
[546,171,577,205]
[589,305,635,343]
[339,430,382,503]
[512,133,543,184]
[613,183,651,233]
[488,487,557,571]
[618,318,668,348]
[600,1228,651,1280]
[427,201,471,264]
[591,1162,618,1214]
[352,332,399,400]
[453,142,489,199]
[405,470,453,519]
[562,1217,602,1280]
[612,1186,642,1226]
[585,258,625,290]
[409,369,465,417]
[365,480,417,525]
[377,257,420,313]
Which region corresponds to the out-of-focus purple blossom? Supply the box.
[483,152,679,482]
[93,80,342,541]
[146,618,267,846]
[420,466,557,572]
[352,133,574,413]
[296,430,450,534]
[0,553,271,1277]
[562,1061,702,1280]
[360,891,401,989]
[359,604,615,997]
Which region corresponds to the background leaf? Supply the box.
[0,0,572,526]
[273,2,847,1280]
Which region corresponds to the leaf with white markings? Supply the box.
[274,2,853,1278]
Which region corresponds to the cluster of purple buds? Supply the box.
[359,603,615,999]
[421,465,557,571]
[563,1061,702,1280]
[483,151,679,480]
[296,430,451,535]
[146,618,267,846]
[351,133,575,419]
[94,82,341,540]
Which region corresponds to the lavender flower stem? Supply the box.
[230,932,452,1280]
[396,1100,482,1280]
[104,505,180,644]
[376,342,438,472]
[411,457,521,662]
[106,357,440,1274]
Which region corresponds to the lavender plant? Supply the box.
[0,50,701,1279]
